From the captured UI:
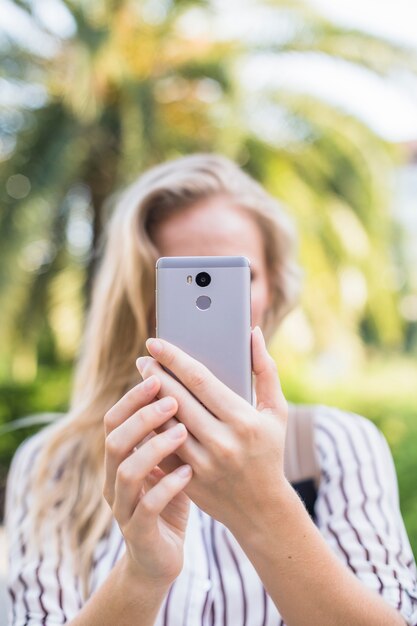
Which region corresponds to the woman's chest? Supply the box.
[153,503,284,626]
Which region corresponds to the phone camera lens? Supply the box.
[196,271,211,287]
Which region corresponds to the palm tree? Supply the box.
[0,0,415,381]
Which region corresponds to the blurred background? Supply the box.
[0,0,417,618]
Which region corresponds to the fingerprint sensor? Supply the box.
[196,295,211,310]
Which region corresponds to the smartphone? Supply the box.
[155,256,253,404]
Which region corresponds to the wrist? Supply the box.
[228,476,295,544]
[119,553,173,597]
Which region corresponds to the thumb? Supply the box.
[252,326,285,413]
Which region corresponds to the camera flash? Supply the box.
[187,275,192,284]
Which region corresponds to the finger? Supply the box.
[104,375,161,436]
[139,416,186,476]
[104,395,179,505]
[136,356,223,464]
[144,466,166,492]
[131,464,193,533]
[113,423,189,526]
[144,337,250,423]
[251,326,285,412]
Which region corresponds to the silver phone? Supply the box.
[155,256,253,404]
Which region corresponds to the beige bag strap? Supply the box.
[284,403,321,490]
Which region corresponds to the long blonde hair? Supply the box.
[23,153,301,600]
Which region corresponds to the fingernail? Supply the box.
[254,325,266,347]
[168,423,186,438]
[136,356,149,374]
[176,464,192,478]
[157,396,176,412]
[146,338,163,355]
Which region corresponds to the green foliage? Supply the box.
[0,364,72,521]
[1,0,415,372]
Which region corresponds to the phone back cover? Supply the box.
[156,256,252,404]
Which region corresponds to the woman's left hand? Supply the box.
[136,326,288,531]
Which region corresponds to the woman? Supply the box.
[5,153,417,625]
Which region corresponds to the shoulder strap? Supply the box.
[284,403,321,490]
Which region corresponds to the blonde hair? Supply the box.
[22,153,301,600]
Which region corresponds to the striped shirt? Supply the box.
[5,404,417,626]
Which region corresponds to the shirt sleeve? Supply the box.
[314,405,417,626]
[5,430,83,625]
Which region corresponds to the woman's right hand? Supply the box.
[103,374,192,587]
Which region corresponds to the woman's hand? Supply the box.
[136,326,289,533]
[102,375,193,587]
